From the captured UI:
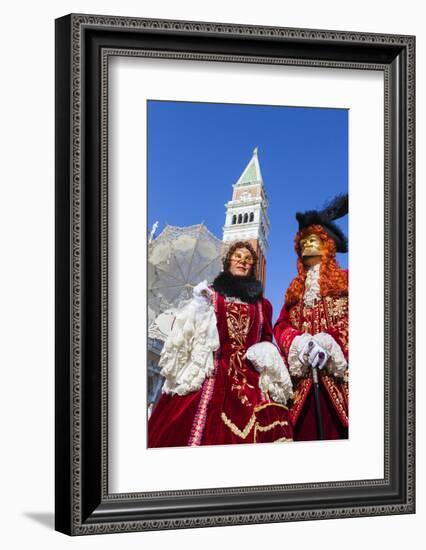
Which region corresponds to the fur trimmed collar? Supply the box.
[212,271,263,304]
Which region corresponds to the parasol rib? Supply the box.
[188,253,224,282]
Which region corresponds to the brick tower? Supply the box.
[222,148,270,285]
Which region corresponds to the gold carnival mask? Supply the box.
[229,247,254,276]
[300,233,324,257]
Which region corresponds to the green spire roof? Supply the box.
[235,147,263,187]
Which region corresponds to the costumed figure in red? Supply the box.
[148,241,293,447]
[273,195,349,441]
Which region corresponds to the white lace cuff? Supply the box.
[287,333,312,378]
[246,342,293,405]
[159,297,220,396]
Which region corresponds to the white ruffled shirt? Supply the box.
[303,263,321,307]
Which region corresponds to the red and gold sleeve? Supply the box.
[273,302,302,362]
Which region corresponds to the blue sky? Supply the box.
[148,100,348,320]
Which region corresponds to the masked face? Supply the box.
[300,234,324,259]
[229,247,254,277]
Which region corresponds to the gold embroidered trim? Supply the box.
[290,378,312,425]
[255,420,289,433]
[221,411,256,439]
[254,420,289,443]
[255,402,289,413]
[321,374,349,426]
[274,437,293,443]
[225,301,254,406]
[221,403,290,441]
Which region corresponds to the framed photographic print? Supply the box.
[55,13,415,535]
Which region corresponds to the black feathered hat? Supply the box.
[296,194,348,253]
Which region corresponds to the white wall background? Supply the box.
[0,0,422,548]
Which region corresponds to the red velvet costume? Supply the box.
[274,276,349,441]
[148,291,292,447]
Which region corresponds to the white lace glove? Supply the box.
[192,280,213,306]
[288,332,347,379]
[299,338,329,370]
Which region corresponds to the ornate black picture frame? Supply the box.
[55,13,415,535]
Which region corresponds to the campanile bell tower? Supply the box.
[222,147,270,284]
